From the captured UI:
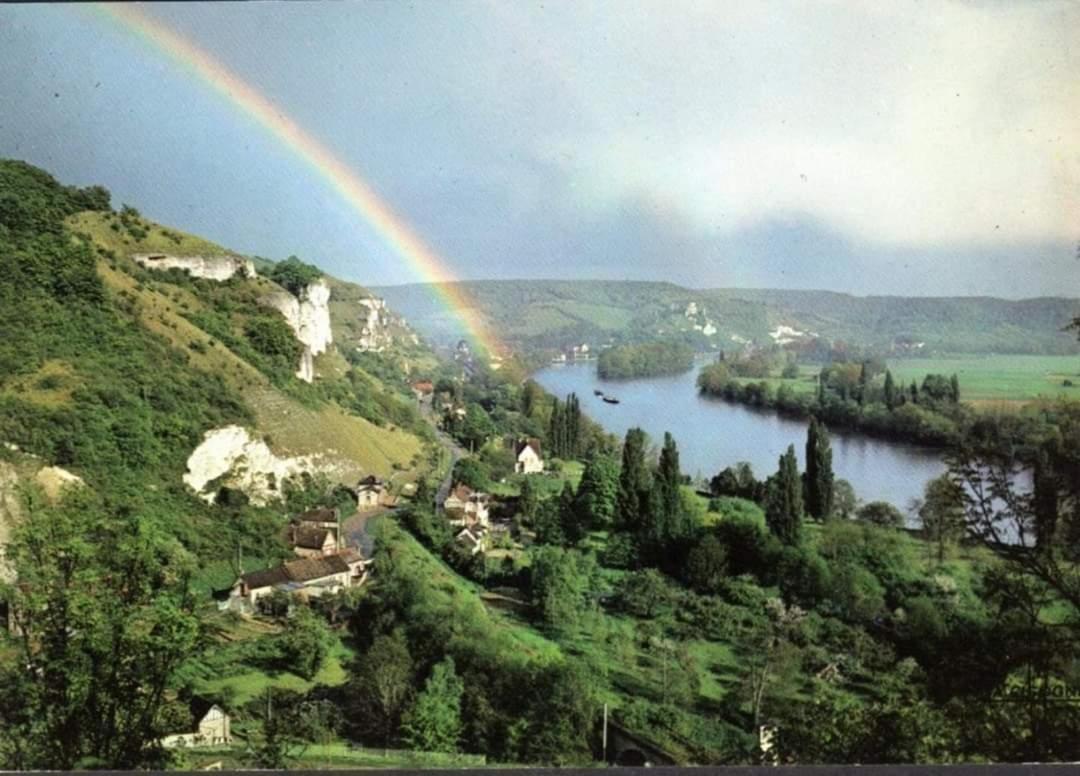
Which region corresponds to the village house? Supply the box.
[229,549,370,611]
[443,483,490,528]
[287,506,341,557]
[355,474,390,510]
[410,380,434,402]
[511,437,544,474]
[287,524,338,558]
[294,506,339,529]
[161,700,232,749]
[455,525,489,555]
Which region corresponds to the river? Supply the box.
[534,362,947,511]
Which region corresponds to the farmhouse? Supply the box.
[295,506,339,529]
[161,700,232,749]
[355,474,388,510]
[511,437,544,474]
[455,525,489,555]
[410,380,434,401]
[230,550,369,610]
[443,484,490,527]
[287,524,338,558]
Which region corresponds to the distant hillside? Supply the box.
[376,279,1080,356]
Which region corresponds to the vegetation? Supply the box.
[379,279,1080,357]
[597,341,694,379]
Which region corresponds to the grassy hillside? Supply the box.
[377,279,1080,356]
[0,160,427,570]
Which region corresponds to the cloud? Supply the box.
[525,0,1079,247]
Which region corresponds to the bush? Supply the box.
[856,501,905,528]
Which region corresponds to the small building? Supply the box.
[230,551,369,610]
[443,484,490,528]
[288,524,338,558]
[162,700,232,749]
[294,506,339,529]
[355,474,387,510]
[410,380,434,401]
[512,438,544,474]
[455,525,489,555]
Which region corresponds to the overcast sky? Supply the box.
[1,1,1077,296]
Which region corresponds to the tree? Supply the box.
[617,568,674,618]
[519,476,540,523]
[856,500,905,528]
[765,445,802,545]
[460,404,494,451]
[685,533,729,594]
[0,489,200,770]
[528,546,595,631]
[278,606,332,680]
[950,373,961,403]
[268,255,322,296]
[917,474,966,564]
[656,431,683,526]
[402,657,464,753]
[1033,445,1059,551]
[558,480,585,545]
[348,630,415,749]
[616,428,650,533]
[452,456,491,491]
[833,479,857,520]
[739,598,807,730]
[574,452,618,530]
[804,418,835,520]
[247,690,334,768]
[883,369,897,410]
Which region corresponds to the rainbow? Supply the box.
[92,3,501,357]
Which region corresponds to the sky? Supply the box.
[1,1,1077,297]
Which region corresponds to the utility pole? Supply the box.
[602,702,608,763]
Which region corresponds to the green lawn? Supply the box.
[197,637,354,706]
[886,354,1080,402]
[718,355,1080,404]
[179,743,491,770]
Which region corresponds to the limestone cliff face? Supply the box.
[356,297,394,352]
[132,253,256,281]
[264,279,333,382]
[182,425,327,506]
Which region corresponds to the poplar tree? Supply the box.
[804,417,835,520]
[1033,446,1059,551]
[575,452,619,529]
[657,432,682,527]
[765,445,803,545]
[548,399,564,458]
[949,373,961,404]
[883,370,896,410]
[617,427,650,533]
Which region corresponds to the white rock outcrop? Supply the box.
[133,254,256,281]
[356,297,394,352]
[183,425,323,506]
[264,280,333,382]
[34,466,85,502]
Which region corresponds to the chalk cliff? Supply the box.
[132,253,256,281]
[264,279,333,382]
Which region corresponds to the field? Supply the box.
[716,354,1080,405]
[886,354,1080,403]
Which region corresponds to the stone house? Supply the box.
[512,438,544,474]
[355,474,387,510]
[443,484,490,528]
[230,551,368,610]
[288,524,338,558]
[455,525,489,555]
[162,700,232,749]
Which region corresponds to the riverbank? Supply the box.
[535,362,946,509]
